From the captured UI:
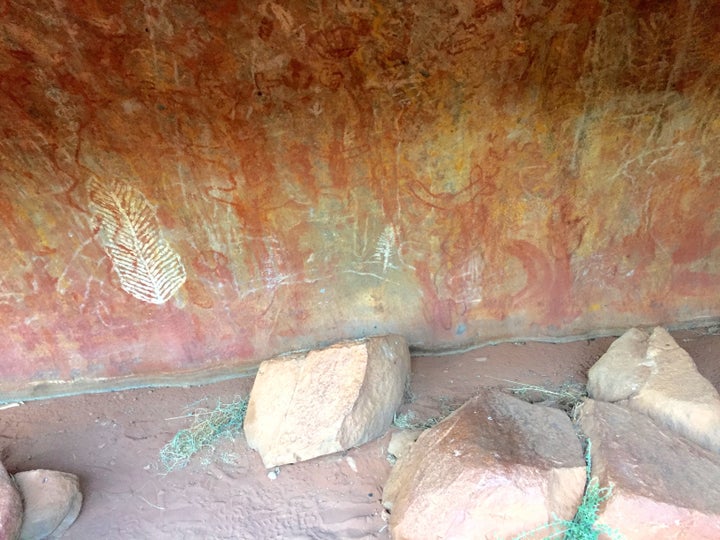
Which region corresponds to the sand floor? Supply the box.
[1,328,718,539]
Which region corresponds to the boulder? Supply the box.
[14,470,82,540]
[386,429,422,464]
[244,334,411,468]
[578,399,720,539]
[587,326,720,453]
[382,389,586,540]
[0,461,22,540]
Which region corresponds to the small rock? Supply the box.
[244,335,411,468]
[578,399,720,538]
[386,429,421,464]
[382,389,585,540]
[586,327,650,402]
[587,326,720,453]
[0,461,22,540]
[14,470,82,540]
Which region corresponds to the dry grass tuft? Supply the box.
[159,396,248,472]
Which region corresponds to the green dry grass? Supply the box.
[496,377,588,414]
[513,440,622,540]
[392,397,459,431]
[500,380,622,540]
[392,410,441,431]
[159,396,249,472]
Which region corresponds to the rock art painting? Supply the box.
[88,177,187,305]
[0,0,719,399]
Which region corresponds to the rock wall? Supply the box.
[1,1,719,398]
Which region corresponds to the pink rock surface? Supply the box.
[0,461,22,540]
[383,389,585,540]
[14,469,82,540]
[588,326,720,453]
[578,399,720,539]
[244,335,410,468]
[1,1,720,400]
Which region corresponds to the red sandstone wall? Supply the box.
[1,1,719,398]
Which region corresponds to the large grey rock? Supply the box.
[0,461,22,540]
[587,326,720,453]
[578,399,720,539]
[382,389,586,540]
[244,334,411,468]
[14,470,82,540]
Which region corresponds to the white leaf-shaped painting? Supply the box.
[88,177,187,304]
[372,225,397,272]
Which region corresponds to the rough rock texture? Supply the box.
[0,461,22,540]
[587,326,720,453]
[386,430,421,464]
[578,399,720,539]
[382,389,585,540]
[2,1,720,401]
[13,470,82,540]
[244,335,410,468]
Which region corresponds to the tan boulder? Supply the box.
[244,334,411,468]
[382,389,586,540]
[578,399,720,539]
[386,429,421,464]
[0,461,22,540]
[14,469,82,540]
[587,326,720,453]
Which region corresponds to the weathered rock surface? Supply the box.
[587,326,720,453]
[382,389,585,540]
[1,0,720,404]
[14,470,82,540]
[244,335,411,468]
[578,399,720,539]
[386,429,421,464]
[0,461,22,540]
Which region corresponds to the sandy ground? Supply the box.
[1,329,718,539]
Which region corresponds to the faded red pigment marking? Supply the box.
[407,175,485,211]
[0,193,52,255]
[504,236,580,327]
[672,216,720,265]
[309,26,360,60]
[619,230,657,275]
[327,116,350,192]
[205,166,310,283]
[184,279,214,309]
[285,142,319,203]
[648,176,720,269]
[205,171,276,279]
[671,270,720,297]
[504,240,551,307]
[192,250,234,283]
[545,195,585,324]
[415,261,454,332]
